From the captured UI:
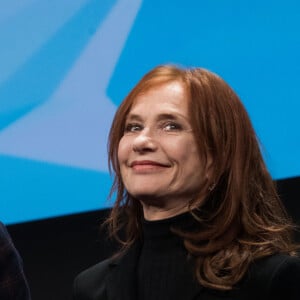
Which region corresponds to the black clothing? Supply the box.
[137,213,198,300]
[73,212,300,300]
[0,221,31,300]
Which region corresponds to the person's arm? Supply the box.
[0,222,31,300]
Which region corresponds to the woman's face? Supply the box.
[118,81,205,209]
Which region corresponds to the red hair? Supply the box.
[107,65,297,290]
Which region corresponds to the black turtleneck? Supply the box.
[137,212,200,300]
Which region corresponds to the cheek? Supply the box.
[167,137,199,163]
[117,140,130,184]
[174,141,203,179]
[117,137,130,163]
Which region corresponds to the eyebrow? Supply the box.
[125,114,143,122]
[126,113,187,122]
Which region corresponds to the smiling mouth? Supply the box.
[130,160,170,172]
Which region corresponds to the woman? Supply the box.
[0,221,31,300]
[73,65,300,300]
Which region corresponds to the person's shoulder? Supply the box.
[253,254,300,270]
[0,221,31,300]
[251,253,300,275]
[267,254,300,298]
[73,258,114,300]
[0,221,16,264]
[74,258,113,287]
[247,254,300,299]
[248,253,300,280]
[0,221,10,241]
[0,221,5,230]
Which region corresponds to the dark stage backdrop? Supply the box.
[7,177,300,300]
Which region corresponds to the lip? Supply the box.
[130,160,170,173]
[130,160,170,168]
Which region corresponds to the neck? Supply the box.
[141,201,190,221]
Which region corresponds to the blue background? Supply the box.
[1,0,299,224]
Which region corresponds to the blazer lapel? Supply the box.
[105,243,141,300]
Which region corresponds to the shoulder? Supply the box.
[250,253,300,273]
[250,253,300,277]
[267,254,300,299]
[246,254,300,299]
[0,221,19,265]
[0,221,10,241]
[75,258,113,285]
[73,258,114,300]
[0,221,31,300]
[0,221,19,268]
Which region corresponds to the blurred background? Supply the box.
[1,0,299,299]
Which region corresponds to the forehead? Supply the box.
[128,81,189,116]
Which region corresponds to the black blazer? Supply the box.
[73,245,300,300]
[0,221,31,300]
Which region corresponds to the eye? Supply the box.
[124,123,143,133]
[163,122,182,131]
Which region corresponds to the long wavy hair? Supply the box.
[106,64,297,290]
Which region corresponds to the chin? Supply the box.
[129,190,164,201]
[130,191,158,199]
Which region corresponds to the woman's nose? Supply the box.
[132,129,158,153]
